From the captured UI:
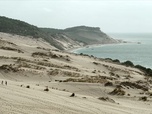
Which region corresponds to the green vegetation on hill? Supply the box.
[41,26,116,45]
[40,28,63,34]
[63,26,116,44]
[0,16,64,50]
[0,16,41,38]
[0,16,119,50]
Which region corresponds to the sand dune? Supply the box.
[0,80,151,114]
[0,32,152,114]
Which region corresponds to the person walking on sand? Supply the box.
[1,81,3,85]
[5,81,7,85]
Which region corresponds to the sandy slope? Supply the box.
[0,80,151,114]
[0,32,152,114]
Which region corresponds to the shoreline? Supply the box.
[66,42,152,69]
[67,42,129,53]
[66,38,141,54]
[69,43,152,75]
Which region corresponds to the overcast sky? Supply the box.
[0,0,152,33]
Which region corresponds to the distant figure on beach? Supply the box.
[5,81,7,85]
[70,93,75,97]
[1,81,7,85]
[1,81,3,85]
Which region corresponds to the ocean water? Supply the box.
[73,33,152,68]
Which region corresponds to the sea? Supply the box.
[73,33,152,69]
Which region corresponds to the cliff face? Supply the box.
[47,33,82,50]
[0,16,120,50]
[41,26,121,50]
[63,26,119,45]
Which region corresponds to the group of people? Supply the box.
[1,80,7,85]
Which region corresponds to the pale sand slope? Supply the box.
[0,80,151,114]
[0,32,152,114]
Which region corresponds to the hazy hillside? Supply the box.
[64,26,118,45]
[41,26,119,45]
[0,16,120,50]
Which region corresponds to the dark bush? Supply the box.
[122,60,134,67]
[104,81,113,86]
[135,65,152,76]
[105,58,112,61]
[135,65,147,71]
[26,85,30,88]
[44,86,49,91]
[109,87,125,96]
[139,96,147,101]
[112,59,120,63]
[93,62,100,65]
[98,97,115,103]
[146,68,152,76]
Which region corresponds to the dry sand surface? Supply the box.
[0,32,152,114]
